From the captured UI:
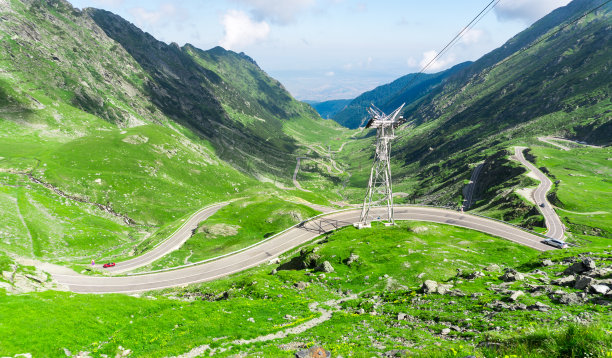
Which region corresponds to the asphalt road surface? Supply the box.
[53,206,553,294]
[462,163,484,210]
[104,203,229,273]
[514,147,565,240]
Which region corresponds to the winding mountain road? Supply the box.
[104,203,229,273]
[52,206,552,294]
[462,163,484,210]
[514,147,565,240]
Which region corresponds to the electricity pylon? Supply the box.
[355,103,405,228]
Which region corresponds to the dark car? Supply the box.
[539,203,545,208]
[543,239,568,249]
[103,262,116,268]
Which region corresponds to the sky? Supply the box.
[69,0,572,101]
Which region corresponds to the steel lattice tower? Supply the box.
[355,104,405,228]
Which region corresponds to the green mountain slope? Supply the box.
[305,99,352,119]
[0,0,344,262]
[387,0,611,210]
[332,62,471,129]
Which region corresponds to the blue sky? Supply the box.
[70,0,572,100]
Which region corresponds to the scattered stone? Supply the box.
[583,257,597,270]
[295,346,331,358]
[346,253,360,266]
[574,276,594,290]
[397,313,407,320]
[383,350,409,357]
[590,284,610,295]
[422,280,438,294]
[247,317,255,323]
[270,269,277,275]
[471,292,483,299]
[509,291,524,302]
[15,354,33,358]
[532,269,548,276]
[441,328,451,335]
[451,325,462,332]
[437,284,453,295]
[417,272,426,279]
[542,259,554,267]
[584,267,612,278]
[499,269,524,282]
[294,281,308,290]
[486,300,510,311]
[315,261,334,273]
[515,303,527,310]
[555,292,583,305]
[63,348,72,357]
[449,289,466,297]
[485,264,500,272]
[552,275,576,286]
[466,271,484,279]
[564,257,596,275]
[357,308,365,314]
[527,302,550,312]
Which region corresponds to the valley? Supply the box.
[0,0,611,357]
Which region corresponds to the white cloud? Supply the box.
[419,50,456,72]
[129,3,186,27]
[325,71,335,76]
[233,0,316,24]
[219,10,270,51]
[460,28,485,45]
[494,0,572,23]
[406,57,417,67]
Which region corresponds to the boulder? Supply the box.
[295,346,331,358]
[583,267,612,278]
[509,291,524,302]
[556,292,583,305]
[574,276,594,290]
[485,264,501,272]
[466,271,485,279]
[294,281,308,290]
[583,257,596,270]
[441,328,451,335]
[564,258,596,275]
[346,253,359,266]
[422,280,438,294]
[437,284,453,295]
[487,300,510,311]
[552,275,576,286]
[315,261,334,273]
[527,302,550,312]
[541,259,554,267]
[499,269,524,282]
[590,284,610,295]
[397,313,407,320]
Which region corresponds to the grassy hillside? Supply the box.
[306,99,352,120]
[0,0,348,265]
[2,222,610,357]
[373,0,612,222]
[332,62,471,129]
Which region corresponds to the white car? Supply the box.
[543,239,568,249]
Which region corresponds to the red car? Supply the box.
[103,263,116,268]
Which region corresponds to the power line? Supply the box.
[493,0,611,69]
[387,0,610,121]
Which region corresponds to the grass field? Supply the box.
[3,221,610,357]
[141,197,321,271]
[529,144,612,238]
